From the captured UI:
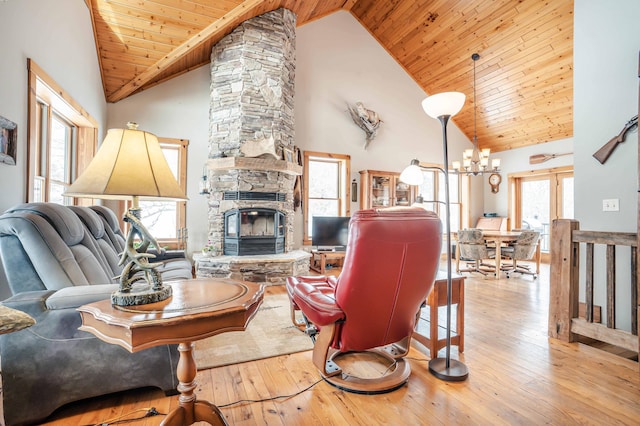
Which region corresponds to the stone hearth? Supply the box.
[195,251,309,286]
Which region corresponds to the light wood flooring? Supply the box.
[40,262,640,425]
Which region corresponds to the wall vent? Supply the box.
[223,191,286,202]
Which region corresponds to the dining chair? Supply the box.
[457,228,496,276]
[501,230,540,279]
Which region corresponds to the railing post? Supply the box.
[549,219,580,342]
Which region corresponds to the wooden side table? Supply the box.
[310,250,346,274]
[77,278,264,426]
[413,271,465,357]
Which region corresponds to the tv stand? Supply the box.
[310,250,346,274]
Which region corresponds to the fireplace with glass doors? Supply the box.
[223,208,285,256]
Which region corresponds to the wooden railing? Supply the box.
[548,219,639,353]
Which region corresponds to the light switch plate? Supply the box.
[602,199,620,212]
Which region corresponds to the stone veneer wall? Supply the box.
[205,8,297,255]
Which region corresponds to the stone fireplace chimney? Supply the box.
[195,8,310,285]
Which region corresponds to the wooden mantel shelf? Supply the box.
[207,156,303,176]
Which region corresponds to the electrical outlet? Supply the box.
[602,199,620,212]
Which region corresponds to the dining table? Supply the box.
[455,230,541,279]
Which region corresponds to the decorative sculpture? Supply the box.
[240,132,279,159]
[529,153,572,164]
[112,208,171,305]
[347,101,382,149]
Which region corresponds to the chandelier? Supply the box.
[451,53,500,176]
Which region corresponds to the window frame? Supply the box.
[27,59,98,205]
[508,165,574,260]
[303,151,351,245]
[411,161,471,234]
[129,137,189,250]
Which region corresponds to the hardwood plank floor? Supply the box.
[40,262,640,425]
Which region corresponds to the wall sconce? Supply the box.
[351,179,357,202]
[199,164,210,195]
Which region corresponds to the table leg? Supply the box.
[429,285,439,357]
[457,280,464,352]
[495,243,502,279]
[161,342,228,426]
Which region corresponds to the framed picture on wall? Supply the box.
[283,147,294,163]
[0,115,17,166]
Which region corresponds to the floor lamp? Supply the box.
[400,92,469,381]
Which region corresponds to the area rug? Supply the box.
[194,291,313,369]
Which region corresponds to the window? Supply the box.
[303,151,351,244]
[135,137,189,250]
[509,166,573,257]
[47,114,74,204]
[27,59,98,205]
[415,163,469,233]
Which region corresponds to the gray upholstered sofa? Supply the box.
[0,203,193,425]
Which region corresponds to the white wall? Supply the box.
[294,11,480,242]
[0,0,106,300]
[483,137,574,216]
[574,1,639,232]
[573,0,640,331]
[0,0,107,212]
[106,66,212,256]
[107,10,479,254]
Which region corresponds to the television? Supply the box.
[311,216,351,251]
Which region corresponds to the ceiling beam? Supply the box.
[107,0,267,103]
[341,0,359,11]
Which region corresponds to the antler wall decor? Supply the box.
[347,102,382,149]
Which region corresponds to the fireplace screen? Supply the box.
[224,208,285,255]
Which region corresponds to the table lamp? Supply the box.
[64,122,187,306]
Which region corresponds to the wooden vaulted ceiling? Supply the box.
[87,0,574,152]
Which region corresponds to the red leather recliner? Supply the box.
[287,207,442,393]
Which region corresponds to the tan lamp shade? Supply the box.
[65,124,186,201]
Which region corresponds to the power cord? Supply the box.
[218,378,324,408]
[85,379,323,425]
[85,407,165,426]
[85,356,430,425]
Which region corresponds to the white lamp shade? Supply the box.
[399,164,424,186]
[65,127,187,201]
[421,92,466,119]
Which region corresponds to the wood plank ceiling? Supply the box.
[87,0,574,152]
